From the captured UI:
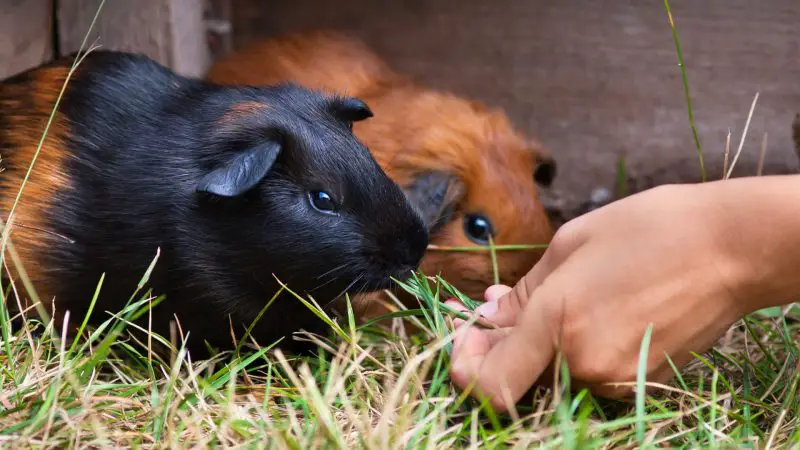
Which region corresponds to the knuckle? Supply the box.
[547,218,585,260]
[509,279,531,312]
[492,274,536,325]
[553,217,582,244]
[570,348,627,383]
[537,283,574,341]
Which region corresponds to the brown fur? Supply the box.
[205,30,403,98]
[206,31,555,321]
[0,66,72,313]
[216,101,271,126]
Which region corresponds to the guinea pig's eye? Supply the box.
[309,190,338,214]
[464,214,494,244]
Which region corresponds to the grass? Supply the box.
[2,275,800,448]
[663,0,706,183]
[2,1,800,448]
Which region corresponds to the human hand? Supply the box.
[445,179,800,412]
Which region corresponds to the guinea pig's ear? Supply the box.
[195,140,281,197]
[529,142,556,188]
[328,97,374,123]
[534,155,557,188]
[404,171,466,235]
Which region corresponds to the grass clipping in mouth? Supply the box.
[1,267,799,448]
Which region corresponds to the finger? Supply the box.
[476,262,550,328]
[484,285,512,302]
[449,295,555,413]
[447,299,512,357]
[476,246,561,328]
[452,322,512,349]
[450,321,492,372]
[444,299,500,330]
[444,299,476,328]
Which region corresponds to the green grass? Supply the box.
[1,275,799,448]
[663,0,706,183]
[2,1,799,448]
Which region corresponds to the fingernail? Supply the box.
[475,300,497,318]
[444,300,459,308]
[484,284,512,303]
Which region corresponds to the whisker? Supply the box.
[311,272,345,292]
[341,276,362,299]
[325,274,363,309]
[315,263,347,281]
[309,263,351,292]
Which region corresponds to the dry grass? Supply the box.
[1,274,799,449]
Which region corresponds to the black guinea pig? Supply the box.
[0,50,428,357]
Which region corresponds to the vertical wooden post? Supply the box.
[0,0,55,79]
[56,0,211,77]
[169,0,213,77]
[205,0,234,61]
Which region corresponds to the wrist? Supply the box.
[700,175,800,315]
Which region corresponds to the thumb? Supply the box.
[449,286,555,413]
[476,261,549,328]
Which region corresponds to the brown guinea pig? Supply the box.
[206,30,557,320]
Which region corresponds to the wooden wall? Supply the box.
[1,0,54,80]
[230,0,800,209]
[3,0,799,212]
[1,0,219,80]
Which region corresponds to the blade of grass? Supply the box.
[663,0,705,182]
[636,323,654,446]
[616,153,629,198]
[66,273,105,356]
[488,236,500,286]
[725,92,760,180]
[427,244,548,252]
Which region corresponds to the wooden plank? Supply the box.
[57,0,210,77]
[57,0,171,64]
[0,0,54,79]
[168,0,212,77]
[233,0,800,209]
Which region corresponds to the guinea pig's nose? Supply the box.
[399,223,428,268]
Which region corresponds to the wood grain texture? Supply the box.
[57,0,210,77]
[169,0,212,77]
[230,0,800,207]
[0,0,54,80]
[57,0,171,63]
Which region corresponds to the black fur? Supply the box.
[327,97,374,123]
[1,50,429,357]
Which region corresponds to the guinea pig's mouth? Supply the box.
[355,266,418,293]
